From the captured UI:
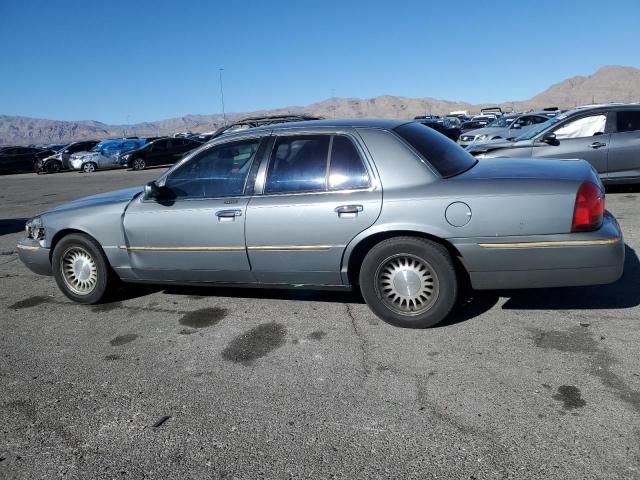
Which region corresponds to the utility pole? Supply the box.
[219,68,227,126]
[126,114,131,137]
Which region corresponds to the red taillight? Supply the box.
[571,182,604,232]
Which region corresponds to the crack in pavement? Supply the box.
[346,303,372,378]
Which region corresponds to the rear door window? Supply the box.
[328,136,370,190]
[615,110,640,133]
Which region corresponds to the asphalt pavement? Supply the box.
[1,168,639,479]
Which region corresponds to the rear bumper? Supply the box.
[17,239,52,276]
[451,212,625,290]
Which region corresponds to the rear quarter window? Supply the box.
[394,122,476,177]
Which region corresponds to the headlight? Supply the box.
[25,217,45,240]
[475,153,487,160]
[476,135,488,141]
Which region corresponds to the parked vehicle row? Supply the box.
[1,116,323,175]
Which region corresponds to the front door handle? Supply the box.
[590,142,607,149]
[216,209,242,221]
[335,205,363,218]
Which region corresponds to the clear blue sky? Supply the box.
[1,0,638,124]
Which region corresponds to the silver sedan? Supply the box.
[18,119,624,328]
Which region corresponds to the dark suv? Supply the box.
[470,104,640,184]
[119,137,203,170]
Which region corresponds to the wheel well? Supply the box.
[346,231,469,288]
[49,228,90,259]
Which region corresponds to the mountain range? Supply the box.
[2,65,639,145]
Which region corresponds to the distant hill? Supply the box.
[2,65,639,145]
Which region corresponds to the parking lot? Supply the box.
[0,169,639,479]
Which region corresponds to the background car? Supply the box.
[417,118,461,141]
[469,104,640,184]
[459,119,490,133]
[70,138,146,173]
[36,140,99,173]
[120,137,203,170]
[458,113,551,147]
[0,146,55,175]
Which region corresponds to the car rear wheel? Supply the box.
[132,158,146,170]
[82,162,97,173]
[52,233,112,304]
[359,237,458,328]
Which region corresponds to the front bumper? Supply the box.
[451,212,625,290]
[17,238,52,276]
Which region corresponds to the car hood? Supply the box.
[45,186,143,214]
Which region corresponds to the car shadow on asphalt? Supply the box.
[606,184,640,194]
[103,245,639,327]
[0,218,27,236]
[499,244,640,311]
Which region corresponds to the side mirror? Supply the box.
[511,123,521,129]
[144,181,161,200]
[541,132,558,145]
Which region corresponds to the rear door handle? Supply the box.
[590,142,607,149]
[335,205,363,218]
[216,209,242,221]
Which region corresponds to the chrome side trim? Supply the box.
[17,244,40,251]
[120,246,245,252]
[247,245,333,252]
[119,245,334,252]
[478,238,621,249]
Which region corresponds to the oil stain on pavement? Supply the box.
[179,307,227,329]
[222,322,287,365]
[109,334,139,346]
[531,326,640,414]
[307,331,327,341]
[553,385,586,410]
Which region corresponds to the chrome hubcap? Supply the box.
[134,159,144,169]
[61,247,98,295]
[376,254,439,315]
[84,163,95,172]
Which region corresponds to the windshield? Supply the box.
[514,115,564,141]
[486,117,511,128]
[90,140,111,152]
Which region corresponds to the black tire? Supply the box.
[131,158,146,171]
[46,160,62,174]
[52,233,112,304]
[359,237,458,328]
[82,162,97,173]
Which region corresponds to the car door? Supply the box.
[531,112,610,177]
[147,139,168,166]
[245,130,382,286]
[607,109,640,182]
[122,136,265,283]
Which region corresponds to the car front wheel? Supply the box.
[52,233,112,304]
[82,162,97,173]
[359,237,458,328]
[132,158,146,170]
